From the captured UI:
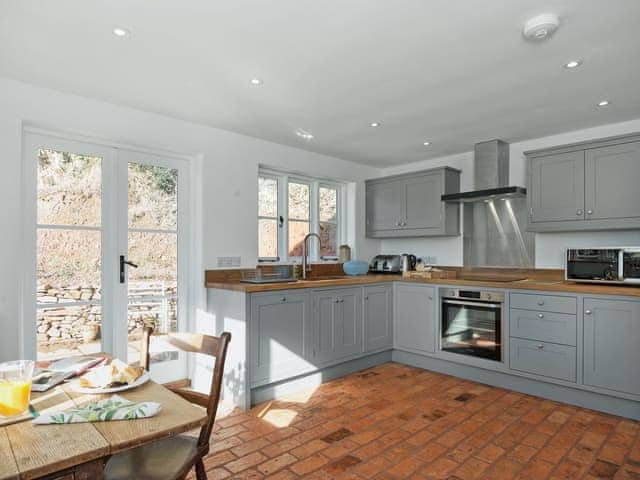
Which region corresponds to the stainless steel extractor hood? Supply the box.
[441,140,526,203]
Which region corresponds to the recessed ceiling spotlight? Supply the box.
[523,13,560,41]
[423,141,431,146]
[112,27,131,38]
[597,100,610,107]
[295,129,314,140]
[250,77,263,86]
[369,122,381,127]
[564,59,582,69]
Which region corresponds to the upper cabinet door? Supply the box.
[403,174,442,230]
[366,180,403,232]
[585,141,640,220]
[529,151,585,223]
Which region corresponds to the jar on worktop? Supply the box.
[339,245,351,263]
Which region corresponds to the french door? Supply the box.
[23,131,189,382]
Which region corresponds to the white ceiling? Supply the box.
[1,0,639,167]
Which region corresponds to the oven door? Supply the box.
[441,299,502,361]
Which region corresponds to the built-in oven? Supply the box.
[440,289,504,362]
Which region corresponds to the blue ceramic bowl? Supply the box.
[343,260,369,276]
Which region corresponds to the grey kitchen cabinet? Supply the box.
[366,167,460,238]
[526,133,640,232]
[363,284,393,352]
[394,283,436,353]
[510,338,577,382]
[312,287,363,364]
[249,291,312,385]
[528,151,585,224]
[366,180,404,232]
[583,298,640,396]
[585,141,640,221]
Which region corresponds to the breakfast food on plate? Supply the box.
[78,359,144,389]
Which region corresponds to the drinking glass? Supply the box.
[0,360,35,417]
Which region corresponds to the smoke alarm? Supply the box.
[523,14,560,41]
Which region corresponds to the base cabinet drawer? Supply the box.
[510,293,577,315]
[509,309,577,346]
[509,338,576,382]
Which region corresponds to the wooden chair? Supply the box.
[103,328,231,480]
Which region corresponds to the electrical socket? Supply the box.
[217,256,241,267]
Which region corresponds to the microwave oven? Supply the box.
[565,247,640,285]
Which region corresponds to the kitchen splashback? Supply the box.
[463,197,535,267]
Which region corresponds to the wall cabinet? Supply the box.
[394,284,436,353]
[366,167,460,238]
[312,287,363,364]
[249,291,311,385]
[363,285,393,352]
[526,134,640,232]
[583,298,640,396]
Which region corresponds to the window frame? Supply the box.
[258,169,344,263]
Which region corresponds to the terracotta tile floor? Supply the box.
[193,363,640,480]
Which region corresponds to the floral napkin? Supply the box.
[33,395,161,424]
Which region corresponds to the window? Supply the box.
[258,170,343,262]
[287,181,310,257]
[258,176,278,259]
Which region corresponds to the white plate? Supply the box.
[69,371,151,394]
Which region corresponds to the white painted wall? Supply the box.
[0,77,381,361]
[379,118,640,268]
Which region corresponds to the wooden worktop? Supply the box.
[205,266,640,297]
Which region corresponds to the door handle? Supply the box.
[119,255,138,283]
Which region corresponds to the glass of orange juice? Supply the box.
[0,360,35,417]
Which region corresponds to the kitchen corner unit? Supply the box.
[207,283,393,410]
[206,272,640,420]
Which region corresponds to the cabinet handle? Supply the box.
[428,296,433,300]
[364,296,369,300]
[396,221,401,226]
[585,309,592,315]
[281,297,287,302]
[586,209,593,215]
[538,313,544,318]
[401,221,407,226]
[537,300,544,306]
[576,209,583,216]
[537,344,544,350]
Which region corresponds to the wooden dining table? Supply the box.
[0,379,207,480]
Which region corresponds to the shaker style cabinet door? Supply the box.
[583,298,640,396]
[336,288,364,358]
[366,180,404,232]
[585,141,640,221]
[363,285,393,352]
[403,174,442,231]
[313,290,341,363]
[249,292,311,385]
[312,288,363,364]
[529,151,585,223]
[394,284,436,353]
